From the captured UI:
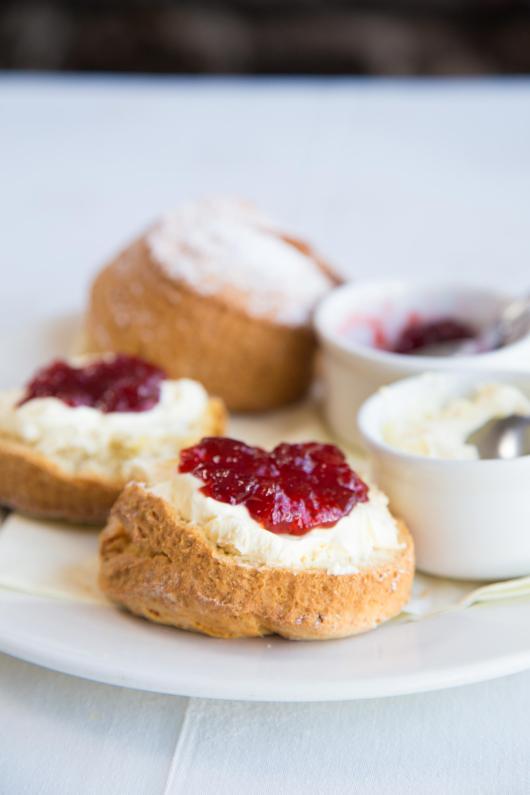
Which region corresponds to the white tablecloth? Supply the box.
[2,653,530,794]
[1,75,530,793]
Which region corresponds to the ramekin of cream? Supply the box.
[358,371,530,580]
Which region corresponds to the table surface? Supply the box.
[1,75,530,794]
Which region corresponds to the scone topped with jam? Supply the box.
[99,438,414,640]
[0,354,225,523]
[86,198,339,412]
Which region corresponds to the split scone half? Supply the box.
[99,438,414,640]
[0,355,225,524]
[86,197,340,412]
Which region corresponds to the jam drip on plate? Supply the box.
[179,437,369,536]
[19,355,166,413]
[392,317,475,354]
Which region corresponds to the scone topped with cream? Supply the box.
[86,197,338,412]
[99,438,414,640]
[0,354,225,523]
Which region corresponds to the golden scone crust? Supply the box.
[0,398,225,524]
[0,438,121,524]
[86,236,336,412]
[99,483,415,640]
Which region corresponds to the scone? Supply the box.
[99,438,414,640]
[0,354,225,523]
[86,197,339,412]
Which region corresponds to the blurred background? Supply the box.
[2,0,530,75]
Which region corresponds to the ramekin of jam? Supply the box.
[314,280,530,448]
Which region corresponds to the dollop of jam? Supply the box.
[340,311,477,356]
[392,317,476,354]
[18,355,166,413]
[179,437,369,536]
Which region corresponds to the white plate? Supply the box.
[1,590,530,700]
[2,316,530,701]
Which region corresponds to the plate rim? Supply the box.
[1,591,530,701]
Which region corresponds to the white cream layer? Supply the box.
[151,472,403,574]
[147,197,331,326]
[0,379,211,479]
[383,382,530,460]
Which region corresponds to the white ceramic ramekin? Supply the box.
[358,371,530,581]
[314,281,530,449]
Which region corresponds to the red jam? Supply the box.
[18,355,166,413]
[179,437,369,536]
[340,311,476,355]
[392,317,476,354]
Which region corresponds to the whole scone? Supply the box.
[99,438,414,640]
[86,198,339,412]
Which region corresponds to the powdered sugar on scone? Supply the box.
[147,197,332,325]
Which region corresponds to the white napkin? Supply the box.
[0,515,105,605]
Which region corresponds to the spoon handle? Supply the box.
[495,294,530,348]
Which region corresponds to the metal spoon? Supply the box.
[467,415,530,459]
[414,293,530,357]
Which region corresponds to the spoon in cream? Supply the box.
[467,414,530,459]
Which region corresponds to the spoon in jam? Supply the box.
[467,415,530,459]
[412,293,530,357]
